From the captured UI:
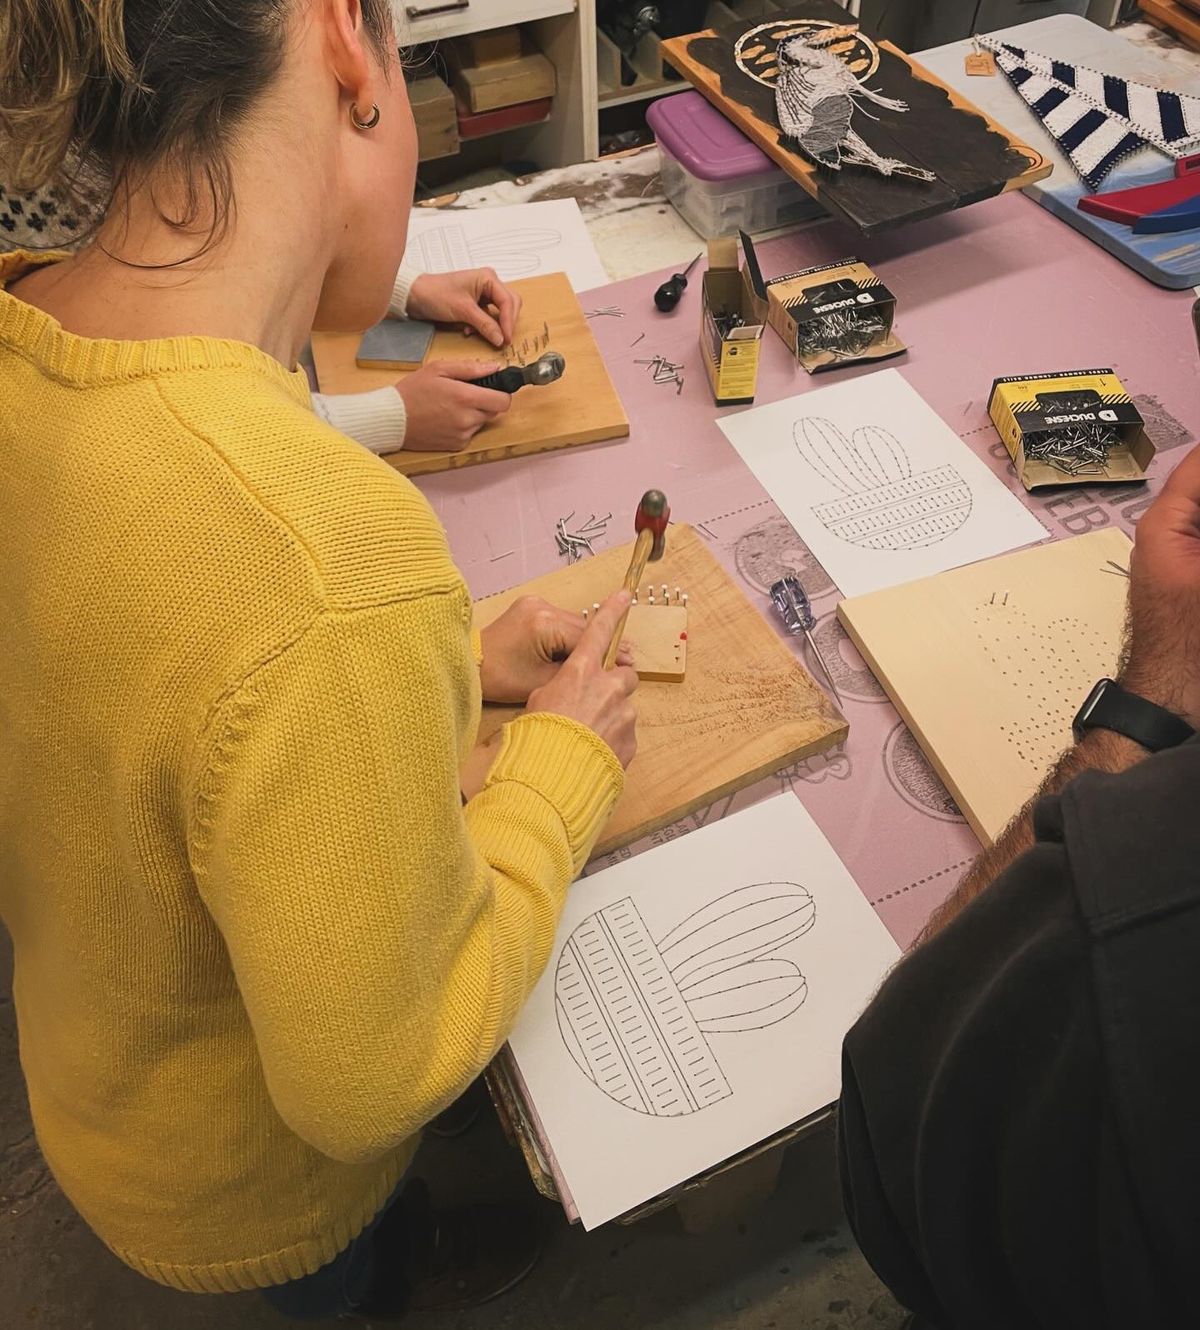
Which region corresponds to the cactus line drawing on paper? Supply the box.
[794,417,973,551]
[555,883,816,1117]
[414,225,563,280]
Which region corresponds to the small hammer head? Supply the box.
[635,488,670,562]
[523,351,566,387]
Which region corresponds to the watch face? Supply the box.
[1073,678,1114,737]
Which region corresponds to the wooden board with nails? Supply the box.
[837,529,1132,845]
[474,524,847,857]
[309,273,629,477]
[659,2,1051,235]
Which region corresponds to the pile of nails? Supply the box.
[555,511,611,564]
[585,305,624,319]
[1023,423,1119,477]
[713,310,745,339]
[634,355,684,396]
[795,308,886,361]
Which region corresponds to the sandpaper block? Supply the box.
[356,319,436,371]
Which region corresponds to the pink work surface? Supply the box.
[415,191,1198,950]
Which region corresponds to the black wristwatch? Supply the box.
[1072,678,1195,752]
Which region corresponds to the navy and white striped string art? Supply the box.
[978,37,1200,190]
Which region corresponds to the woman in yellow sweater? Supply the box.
[0,0,639,1318]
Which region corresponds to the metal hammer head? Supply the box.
[523,351,566,387]
[634,488,670,562]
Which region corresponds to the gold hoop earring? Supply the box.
[350,102,381,130]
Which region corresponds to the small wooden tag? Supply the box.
[965,51,996,77]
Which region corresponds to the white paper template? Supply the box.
[406,199,610,293]
[506,795,901,1229]
[718,370,1047,598]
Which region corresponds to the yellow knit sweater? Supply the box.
[0,251,623,1293]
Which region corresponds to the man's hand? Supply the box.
[395,360,510,452]
[479,595,633,704]
[1121,442,1200,729]
[407,270,523,348]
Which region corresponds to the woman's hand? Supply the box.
[395,359,510,451]
[525,593,640,770]
[407,269,523,348]
[479,595,633,704]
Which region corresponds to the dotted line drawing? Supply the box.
[871,858,974,906]
[972,597,1116,777]
[555,884,815,1118]
[794,417,973,551]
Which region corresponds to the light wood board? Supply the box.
[474,525,847,856]
[837,529,1132,845]
[310,272,629,477]
[660,2,1051,236]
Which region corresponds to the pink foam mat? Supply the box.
[417,192,1198,948]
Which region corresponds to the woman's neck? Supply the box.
[12,146,333,368]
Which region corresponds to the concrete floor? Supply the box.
[1,928,904,1329]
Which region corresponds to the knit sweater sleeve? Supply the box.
[310,386,408,454]
[188,590,623,1164]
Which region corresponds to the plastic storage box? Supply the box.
[647,91,825,238]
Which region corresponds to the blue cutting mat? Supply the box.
[920,15,1200,290]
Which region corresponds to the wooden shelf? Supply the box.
[597,78,689,109]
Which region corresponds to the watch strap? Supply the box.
[1073,678,1195,753]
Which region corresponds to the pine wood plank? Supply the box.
[660,2,1051,236]
[309,272,629,477]
[474,525,847,857]
[837,530,1132,845]
[1139,0,1200,53]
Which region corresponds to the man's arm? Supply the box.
[916,729,1144,945]
[919,438,1200,947]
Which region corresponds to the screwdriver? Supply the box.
[653,252,703,313]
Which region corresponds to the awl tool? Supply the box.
[770,576,842,706]
[653,252,702,313]
[470,351,566,393]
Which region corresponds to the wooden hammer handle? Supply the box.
[603,528,654,670]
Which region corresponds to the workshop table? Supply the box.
[417,186,1198,950]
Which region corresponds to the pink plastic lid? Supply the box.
[647,90,781,183]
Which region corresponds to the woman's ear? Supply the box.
[318,0,378,114]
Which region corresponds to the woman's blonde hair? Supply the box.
[0,0,393,253]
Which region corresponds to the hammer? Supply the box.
[603,489,670,670]
[469,351,566,394]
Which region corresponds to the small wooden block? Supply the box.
[409,74,458,161]
[453,52,556,114]
[463,26,523,65]
[624,604,688,683]
[456,95,553,140]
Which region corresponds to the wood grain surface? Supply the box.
[310,272,629,477]
[660,2,1050,235]
[838,529,1132,844]
[474,525,847,857]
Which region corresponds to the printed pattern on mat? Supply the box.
[555,885,816,1117]
[795,417,972,551]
